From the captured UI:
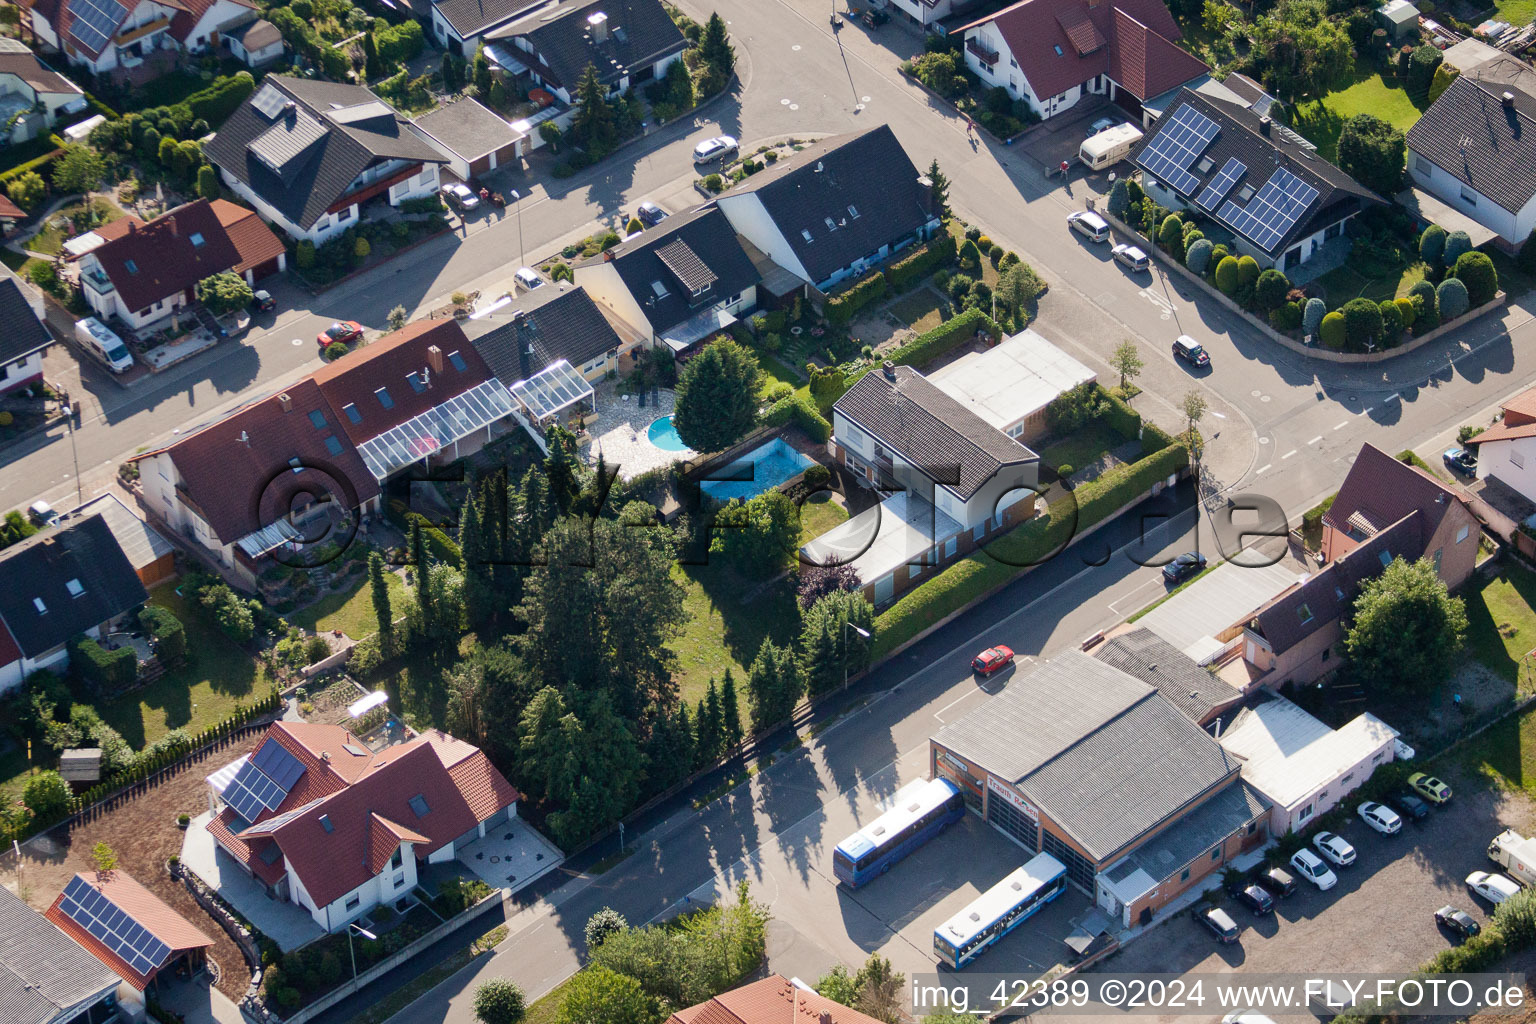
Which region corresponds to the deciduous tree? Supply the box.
[1109,339,1143,392]
[1345,556,1468,693]
[473,979,526,1024]
[194,271,253,315]
[1250,0,1353,100]
[1337,114,1405,196]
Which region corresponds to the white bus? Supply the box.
[933,852,1068,968]
[833,778,963,888]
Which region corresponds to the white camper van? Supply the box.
[1078,123,1144,170]
[75,317,134,374]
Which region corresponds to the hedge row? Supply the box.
[761,392,831,442]
[68,635,138,690]
[870,441,1189,659]
[386,501,464,566]
[885,237,957,293]
[887,308,1002,369]
[184,72,256,128]
[0,135,66,186]
[824,270,890,327]
[1100,386,1143,442]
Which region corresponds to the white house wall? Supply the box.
[1266,738,1395,835]
[573,260,653,341]
[181,0,251,50]
[1478,435,1536,500]
[962,26,1078,120]
[0,350,43,393]
[1408,151,1534,245]
[714,193,810,283]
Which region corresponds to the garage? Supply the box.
[413,98,526,182]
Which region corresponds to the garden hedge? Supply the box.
[68,635,138,690]
[386,502,464,566]
[824,270,889,326]
[761,393,831,442]
[884,237,956,292]
[0,140,64,186]
[886,308,1002,369]
[186,72,256,128]
[1100,386,1142,441]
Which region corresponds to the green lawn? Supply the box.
[1495,0,1536,26]
[1463,562,1536,684]
[1037,419,1132,475]
[1293,71,1426,163]
[668,563,801,717]
[798,492,849,546]
[287,569,407,641]
[1316,260,1426,310]
[758,352,803,392]
[98,584,271,748]
[26,199,124,256]
[888,286,949,333]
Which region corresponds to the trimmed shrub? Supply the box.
[1519,226,1536,276]
[824,270,889,326]
[1107,178,1130,218]
[1395,296,1417,331]
[138,605,187,665]
[760,393,831,442]
[1254,269,1290,311]
[1341,296,1384,348]
[1235,255,1260,287]
[1214,256,1240,295]
[1443,229,1473,266]
[1303,296,1327,337]
[884,236,955,291]
[957,238,983,271]
[1379,299,1403,344]
[1453,250,1498,305]
[69,636,138,690]
[1185,238,1213,275]
[1409,278,1438,327]
[1418,224,1447,266]
[1319,311,1347,349]
[1437,277,1469,320]
[1270,301,1304,331]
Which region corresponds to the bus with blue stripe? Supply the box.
[833,778,964,888]
[933,852,1068,969]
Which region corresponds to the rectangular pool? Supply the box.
[701,438,817,502]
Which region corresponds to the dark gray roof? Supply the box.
[0,513,147,658]
[716,125,936,284]
[1132,88,1382,256]
[0,885,119,1024]
[203,77,446,232]
[495,0,687,91]
[577,206,759,334]
[0,277,51,365]
[1406,59,1536,216]
[935,651,1241,861]
[1110,779,1269,884]
[433,0,545,39]
[411,98,520,161]
[464,285,623,380]
[834,364,1037,500]
[1095,627,1243,724]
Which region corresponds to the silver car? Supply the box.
[693,135,738,163]
[1111,243,1149,271]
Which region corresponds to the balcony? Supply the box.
[81,269,115,297]
[115,15,171,46]
[965,38,1000,66]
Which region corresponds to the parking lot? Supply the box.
[1093,765,1536,1021]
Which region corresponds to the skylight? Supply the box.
[651,280,669,298]
[824,217,837,231]
[847,205,860,219]
[448,350,467,372]
[124,259,139,274]
[308,409,327,429]
[324,435,344,456]
[1297,603,1313,624]
[407,372,426,393]
[320,814,334,833]
[289,456,303,475]
[408,794,430,817]
[801,229,813,243]
[66,578,84,598]
[33,597,46,614]
[376,387,394,409]
[190,232,205,248]
[1053,44,1063,54]
[343,403,362,424]
[1378,550,1392,568]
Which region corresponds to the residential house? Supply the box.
[63,492,178,587]
[484,0,687,105]
[1218,694,1401,834]
[204,721,522,932]
[76,198,284,331]
[0,193,23,234]
[667,976,888,1024]
[802,360,1039,606]
[0,263,52,395]
[1132,89,1382,273]
[133,320,512,582]
[0,512,148,692]
[223,17,282,66]
[44,870,213,1016]
[465,282,633,384]
[429,0,545,57]
[956,0,1207,124]
[1468,386,1536,498]
[712,125,941,295]
[0,886,121,1024]
[0,38,85,144]
[573,205,760,355]
[925,327,1095,443]
[203,76,447,246]
[1405,55,1536,249]
[1240,443,1479,687]
[411,97,525,179]
[931,651,1269,928]
[20,0,259,77]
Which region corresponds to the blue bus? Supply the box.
[833,778,964,888]
[933,852,1068,969]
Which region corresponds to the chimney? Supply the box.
[321,750,331,762]
[587,10,608,41]
[277,392,292,412]
[881,360,896,380]
[602,249,616,262]
[1260,116,1272,135]
[820,1014,833,1024]
[1504,91,1516,107]
[427,345,444,373]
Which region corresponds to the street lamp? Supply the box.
[508,189,525,271]
[346,922,376,984]
[843,620,872,691]
[61,403,82,507]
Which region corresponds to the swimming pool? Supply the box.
[701,438,818,502]
[647,415,690,452]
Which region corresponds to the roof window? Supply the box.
[190,232,205,248]
[66,578,84,598]
[308,409,327,429]
[408,794,430,817]
[320,814,334,833]
[847,205,860,219]
[650,280,669,298]
[1378,550,1392,568]
[324,435,344,456]
[448,350,467,372]
[289,456,303,475]
[407,371,426,393]
[343,403,362,424]
[1297,603,1313,624]
[124,259,139,274]
[1053,44,1063,54]
[824,217,837,231]
[32,597,46,614]
[1238,185,1255,201]
[375,387,394,409]
[801,229,813,243]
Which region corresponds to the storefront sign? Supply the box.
[986,776,1039,820]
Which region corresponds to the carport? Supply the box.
[1394,187,1500,248]
[1133,560,1307,663]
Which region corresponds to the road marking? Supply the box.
[932,688,985,722]
[1107,576,1163,615]
[1333,420,1349,430]
[1211,411,1226,419]
[1363,406,1374,415]
[1281,449,1297,459]
[1255,464,1271,475]
[1385,392,1402,403]
[1307,436,1323,445]
[1139,290,1174,320]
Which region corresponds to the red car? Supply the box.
[317,321,364,349]
[971,645,1014,676]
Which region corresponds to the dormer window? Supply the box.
[66,578,84,598]
[32,597,46,614]
[691,282,711,298]
[190,232,205,248]
[801,229,813,242]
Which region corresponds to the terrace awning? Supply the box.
[510,359,593,421]
[236,518,303,558]
[660,307,736,353]
[356,379,515,481]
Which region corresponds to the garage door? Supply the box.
[987,796,1039,852]
[495,142,518,166]
[469,155,492,176]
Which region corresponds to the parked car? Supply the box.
[971,645,1014,677]
[693,135,738,163]
[27,500,58,526]
[1111,243,1150,272]
[1393,791,1431,822]
[1173,335,1210,367]
[440,181,481,212]
[1409,772,1453,804]
[1196,906,1240,943]
[1358,801,1402,835]
[1162,551,1207,583]
[1313,831,1357,867]
[1467,871,1521,904]
[1443,447,1478,475]
[1066,210,1110,243]
[1434,906,1481,939]
[636,201,668,227]
[317,321,363,349]
[1290,848,1338,890]
[1233,883,1274,915]
[514,268,544,291]
[1085,116,1119,137]
[250,289,275,313]
[1257,866,1296,898]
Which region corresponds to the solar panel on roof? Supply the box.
[251,82,287,120]
[1135,104,1220,197]
[224,759,288,822]
[65,0,125,54]
[59,876,172,979]
[1195,157,1247,211]
[1217,166,1319,253]
[251,739,306,790]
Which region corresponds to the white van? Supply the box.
[1066,210,1111,243]
[1078,122,1144,170]
[75,317,133,373]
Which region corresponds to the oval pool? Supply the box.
[647,415,690,452]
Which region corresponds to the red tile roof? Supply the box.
[669,976,889,1024]
[87,199,244,316]
[45,871,213,990]
[0,194,23,222]
[1501,386,1536,427]
[958,0,1203,104]
[169,0,256,43]
[1467,419,1536,444]
[210,199,286,276]
[1322,443,1461,544]
[311,319,495,445]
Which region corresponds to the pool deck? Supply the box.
[584,381,693,480]
[701,439,816,501]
